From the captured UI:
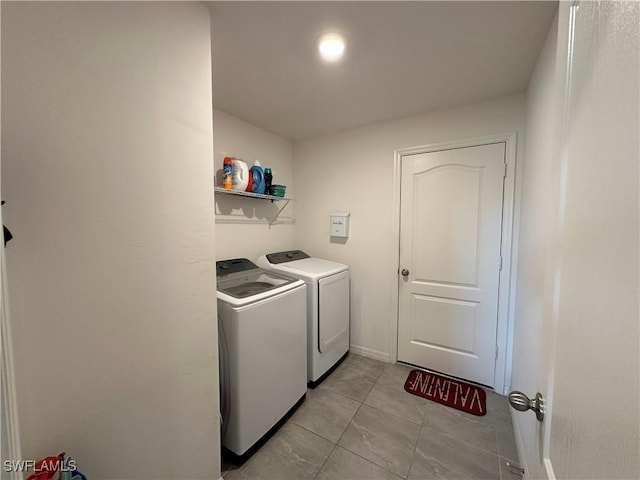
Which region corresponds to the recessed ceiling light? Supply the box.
[317,33,346,62]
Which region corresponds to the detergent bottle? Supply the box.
[231,158,250,191]
[264,167,273,196]
[250,161,265,194]
[222,157,233,189]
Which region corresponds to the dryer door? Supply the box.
[318,270,350,353]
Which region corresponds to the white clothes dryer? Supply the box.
[257,250,349,387]
[217,258,307,460]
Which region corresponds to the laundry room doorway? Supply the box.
[393,135,517,391]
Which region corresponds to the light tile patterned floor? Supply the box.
[223,354,521,480]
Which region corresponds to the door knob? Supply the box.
[508,391,545,422]
[401,269,410,277]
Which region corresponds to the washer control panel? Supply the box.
[216,258,259,276]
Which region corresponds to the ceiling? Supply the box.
[207,1,558,141]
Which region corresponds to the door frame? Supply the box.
[1,0,24,468]
[1,246,23,480]
[390,132,520,394]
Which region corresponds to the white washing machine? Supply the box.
[257,250,349,386]
[216,258,307,459]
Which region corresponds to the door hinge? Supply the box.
[495,345,499,359]
[503,163,507,178]
[499,256,503,271]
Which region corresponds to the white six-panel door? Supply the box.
[397,142,506,387]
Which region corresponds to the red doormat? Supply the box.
[404,369,486,416]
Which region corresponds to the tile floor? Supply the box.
[223,354,522,480]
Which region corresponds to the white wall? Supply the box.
[293,94,525,361]
[1,3,220,479]
[213,109,295,261]
[510,12,559,480]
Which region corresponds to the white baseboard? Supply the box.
[510,409,556,480]
[349,344,390,363]
[510,409,528,479]
[543,458,555,480]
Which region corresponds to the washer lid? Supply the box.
[216,258,305,306]
[270,257,348,280]
[217,268,300,298]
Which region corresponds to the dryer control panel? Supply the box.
[266,250,310,264]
